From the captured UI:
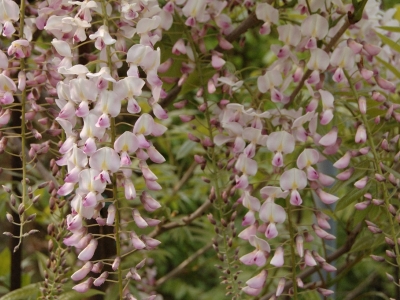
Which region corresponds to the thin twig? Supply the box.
[149,199,212,238]
[155,242,213,286]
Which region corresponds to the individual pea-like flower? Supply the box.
[270,246,284,267]
[255,2,279,35]
[75,168,107,210]
[330,46,355,83]
[242,270,267,296]
[69,78,98,117]
[239,235,271,267]
[182,0,210,26]
[234,154,258,189]
[257,70,286,103]
[297,148,320,181]
[0,74,16,105]
[7,39,31,58]
[0,0,19,37]
[266,131,295,167]
[114,77,145,114]
[78,238,98,261]
[301,14,329,49]
[89,147,121,184]
[280,168,307,206]
[51,38,73,58]
[259,200,286,239]
[89,25,116,50]
[71,262,93,281]
[72,277,94,293]
[114,131,139,166]
[133,113,167,148]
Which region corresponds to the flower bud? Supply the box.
[72,278,94,293]
[358,96,367,114]
[294,235,304,257]
[112,257,121,271]
[93,271,108,287]
[370,255,384,262]
[18,203,25,215]
[354,176,368,189]
[71,262,93,281]
[6,213,13,223]
[276,278,286,296]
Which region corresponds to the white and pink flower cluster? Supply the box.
[27,0,174,293]
[201,0,400,297]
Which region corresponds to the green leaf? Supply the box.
[375,56,400,79]
[380,163,400,180]
[176,140,196,160]
[379,26,400,33]
[58,289,105,300]
[335,181,372,212]
[0,248,11,277]
[376,31,400,54]
[0,283,40,300]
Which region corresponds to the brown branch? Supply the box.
[155,242,213,286]
[172,161,197,195]
[149,199,212,238]
[260,223,362,300]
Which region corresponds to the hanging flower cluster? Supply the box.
[169,0,400,298]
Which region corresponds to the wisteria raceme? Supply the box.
[2,0,400,299]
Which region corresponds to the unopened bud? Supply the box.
[385,237,395,247]
[358,96,367,114]
[370,255,385,262]
[18,203,25,215]
[38,181,49,189]
[188,133,200,143]
[6,213,14,223]
[47,223,55,235]
[207,214,216,225]
[386,250,396,258]
[367,225,382,234]
[27,213,36,222]
[389,204,397,216]
[3,185,11,193]
[209,186,216,202]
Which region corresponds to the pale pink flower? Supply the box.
[89,25,116,50]
[78,238,98,261]
[71,262,93,281]
[330,47,355,83]
[259,200,286,239]
[246,270,267,289]
[270,246,284,267]
[355,125,367,143]
[72,278,94,293]
[266,131,295,167]
[301,15,329,49]
[276,278,286,296]
[280,168,307,206]
[0,0,19,37]
[93,271,108,287]
[89,147,121,183]
[256,3,279,35]
[240,235,271,267]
